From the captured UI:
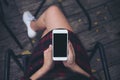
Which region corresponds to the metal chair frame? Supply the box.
[2,0,111,80]
[4,42,111,80]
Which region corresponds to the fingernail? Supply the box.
[49,44,52,47]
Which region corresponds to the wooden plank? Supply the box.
[0,23,10,40]
[77,22,120,49]
[1,0,20,19]
[95,64,120,80]
[0,32,32,54]
[0,0,120,80]
[69,15,89,33]
[107,0,120,19]
[108,64,120,80]
[62,0,110,9]
[17,2,41,14]
[9,59,23,80]
[0,61,4,80]
[88,5,112,27]
[104,19,120,35]
[79,0,111,9]
[15,0,50,14]
[5,16,27,35]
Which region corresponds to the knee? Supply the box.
[47,5,60,12]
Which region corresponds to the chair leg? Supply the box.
[89,42,111,80]
[34,0,46,17]
[0,1,23,49]
[98,43,111,80]
[4,49,11,80]
[76,0,92,30]
[4,49,24,80]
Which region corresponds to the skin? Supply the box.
[30,43,90,80]
[63,42,90,78]
[25,5,91,80]
[30,45,53,80]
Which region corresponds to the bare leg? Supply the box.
[29,5,91,78]
[30,5,73,37]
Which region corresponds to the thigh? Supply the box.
[40,5,73,37]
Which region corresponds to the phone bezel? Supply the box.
[52,29,68,61]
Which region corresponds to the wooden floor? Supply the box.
[0,0,120,80]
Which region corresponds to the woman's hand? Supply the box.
[30,45,54,80]
[43,45,54,71]
[63,42,90,78]
[63,42,77,70]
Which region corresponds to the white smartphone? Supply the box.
[52,29,68,61]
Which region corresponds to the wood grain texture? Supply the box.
[0,0,120,80]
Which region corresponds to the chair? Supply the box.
[2,0,111,80]
[4,42,111,80]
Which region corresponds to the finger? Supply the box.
[49,44,52,51]
[68,42,74,54]
[44,44,52,52]
[68,42,74,56]
[44,45,53,62]
[68,42,76,61]
[69,42,75,56]
[67,43,73,62]
[67,43,71,57]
